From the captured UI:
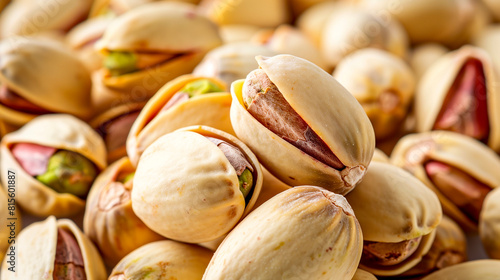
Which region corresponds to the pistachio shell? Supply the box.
[473,25,500,77]
[0,114,106,217]
[231,54,375,195]
[391,131,500,231]
[409,44,449,81]
[126,75,232,166]
[219,24,267,43]
[89,0,201,18]
[288,0,331,17]
[0,186,21,264]
[110,240,212,280]
[479,187,500,259]
[0,216,106,279]
[352,268,377,280]
[132,125,263,243]
[421,260,500,280]
[371,148,389,163]
[203,186,362,280]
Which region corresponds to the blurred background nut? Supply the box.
[421,259,500,280]
[89,0,202,18]
[218,24,267,43]
[479,187,500,259]
[0,186,21,264]
[371,148,390,163]
[333,48,416,140]
[473,25,500,74]
[409,43,449,81]
[345,162,442,276]
[482,0,500,22]
[0,114,107,217]
[83,157,164,267]
[231,54,375,195]
[203,186,363,280]
[391,131,500,231]
[352,268,377,280]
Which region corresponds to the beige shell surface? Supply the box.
[203,186,362,280]
[231,54,375,195]
[409,43,449,81]
[479,187,500,259]
[132,126,263,243]
[126,75,232,166]
[0,38,92,121]
[110,240,213,280]
[473,25,500,78]
[0,114,107,217]
[421,260,500,280]
[371,148,389,163]
[352,268,377,280]
[219,24,267,43]
[0,186,21,264]
[415,46,500,152]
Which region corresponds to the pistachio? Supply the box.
[421,260,500,280]
[104,51,138,77]
[11,143,57,176]
[53,228,86,279]
[409,44,449,81]
[479,187,500,259]
[352,268,377,280]
[0,85,52,115]
[162,79,224,110]
[362,237,422,266]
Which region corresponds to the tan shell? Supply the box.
[219,24,267,43]
[352,269,377,280]
[89,0,201,18]
[409,44,449,81]
[83,157,164,267]
[421,260,500,280]
[203,186,362,280]
[473,25,500,78]
[333,48,416,140]
[0,114,107,217]
[132,125,263,243]
[0,216,106,279]
[0,38,92,126]
[251,167,291,210]
[231,54,375,195]
[371,148,389,163]
[415,46,500,152]
[345,162,442,276]
[126,75,232,166]
[0,186,21,264]
[110,240,212,280]
[479,187,500,259]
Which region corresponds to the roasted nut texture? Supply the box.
[479,187,500,259]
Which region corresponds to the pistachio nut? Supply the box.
[421,260,500,280]
[91,102,145,164]
[132,125,263,243]
[345,162,442,276]
[0,38,92,126]
[473,25,500,77]
[109,240,212,280]
[218,24,267,43]
[409,44,449,81]
[0,115,107,217]
[250,167,291,210]
[0,216,106,279]
[0,186,21,264]
[203,186,362,280]
[479,187,500,259]
[352,269,377,280]
[391,131,500,231]
[333,48,416,140]
[414,46,500,152]
[89,0,200,18]
[372,148,389,163]
[126,75,232,166]
[231,54,375,195]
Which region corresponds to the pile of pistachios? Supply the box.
[1,0,500,279]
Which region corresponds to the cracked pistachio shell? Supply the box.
[352,269,377,280]
[391,131,500,231]
[0,216,106,279]
[110,240,212,280]
[203,186,362,280]
[415,46,500,152]
[346,162,442,276]
[0,38,92,126]
[333,48,416,140]
[230,54,375,195]
[409,44,449,81]
[126,75,232,166]
[479,187,500,259]
[0,186,21,264]
[83,157,164,267]
[0,114,107,217]
[132,125,263,243]
[421,260,500,280]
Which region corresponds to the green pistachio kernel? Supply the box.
[104,51,138,76]
[238,168,253,198]
[179,80,224,98]
[119,172,135,184]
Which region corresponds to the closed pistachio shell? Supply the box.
[126,75,232,166]
[371,148,389,163]
[409,44,449,81]
[0,216,106,279]
[0,186,21,263]
[231,54,375,195]
[203,186,362,280]
[352,269,377,280]
[132,125,263,243]
[0,114,106,217]
[421,260,500,280]
[479,187,500,259]
[109,240,213,280]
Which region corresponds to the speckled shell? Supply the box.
[0,114,107,217]
[203,186,362,280]
[0,186,21,264]
[126,75,232,166]
[0,216,106,279]
[83,157,164,267]
[391,131,500,231]
[0,38,92,126]
[415,46,500,152]
[352,268,377,280]
[230,54,375,195]
[346,162,442,276]
[132,125,263,243]
[109,240,213,280]
[409,43,449,81]
[421,260,500,280]
[479,187,500,259]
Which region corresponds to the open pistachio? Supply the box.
[409,44,449,81]
[203,186,362,279]
[346,162,442,276]
[0,115,107,217]
[421,260,500,280]
[231,54,375,195]
[132,125,262,243]
[0,186,21,264]
[479,187,500,259]
[0,216,106,279]
[391,131,500,231]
